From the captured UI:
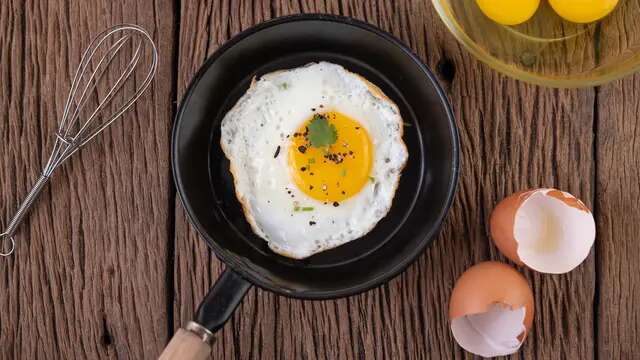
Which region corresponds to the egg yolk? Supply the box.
[549,0,619,23]
[475,0,540,25]
[288,111,373,203]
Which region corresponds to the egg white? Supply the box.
[220,62,408,259]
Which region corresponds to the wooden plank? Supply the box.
[596,77,640,358]
[594,5,640,357]
[0,0,175,358]
[174,1,596,359]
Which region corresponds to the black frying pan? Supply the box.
[161,14,459,359]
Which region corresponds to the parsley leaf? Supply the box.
[308,114,338,148]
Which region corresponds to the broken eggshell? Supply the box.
[490,188,596,274]
[449,261,534,358]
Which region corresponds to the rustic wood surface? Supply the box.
[0,0,637,359]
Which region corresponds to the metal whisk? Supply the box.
[0,24,158,256]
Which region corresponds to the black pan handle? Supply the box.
[159,269,252,360]
[195,268,252,331]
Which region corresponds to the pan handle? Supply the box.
[159,268,252,360]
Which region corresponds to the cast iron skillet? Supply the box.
[161,14,459,359]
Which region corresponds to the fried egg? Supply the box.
[220,62,408,259]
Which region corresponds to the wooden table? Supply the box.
[1,1,638,359]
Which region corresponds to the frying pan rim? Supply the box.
[172,13,460,300]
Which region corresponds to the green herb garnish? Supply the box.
[308,114,338,148]
[301,207,315,212]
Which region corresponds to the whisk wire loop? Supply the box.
[63,35,134,138]
[0,234,15,257]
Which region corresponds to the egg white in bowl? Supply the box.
[220,62,408,259]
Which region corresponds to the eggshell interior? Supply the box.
[451,304,526,357]
[449,262,535,358]
[514,189,595,274]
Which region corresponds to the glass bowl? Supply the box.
[431,0,640,87]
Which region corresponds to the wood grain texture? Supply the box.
[0,0,175,359]
[595,7,640,358]
[173,1,597,359]
[596,75,640,359]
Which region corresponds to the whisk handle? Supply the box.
[0,174,50,256]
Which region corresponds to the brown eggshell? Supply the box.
[449,262,534,334]
[489,190,535,265]
[546,189,591,213]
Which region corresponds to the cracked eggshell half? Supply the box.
[449,262,534,358]
[490,188,596,274]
